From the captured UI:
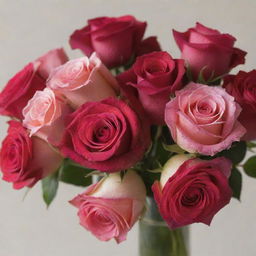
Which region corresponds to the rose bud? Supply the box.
[0,121,62,189]
[173,22,246,81]
[223,70,256,140]
[60,97,151,172]
[69,15,161,68]
[47,53,119,108]
[117,51,185,124]
[0,48,68,119]
[165,82,246,156]
[22,88,72,146]
[152,154,232,229]
[70,170,146,243]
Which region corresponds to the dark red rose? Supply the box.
[0,121,62,189]
[152,155,232,229]
[224,70,256,140]
[0,48,68,119]
[135,36,161,57]
[173,22,246,81]
[60,97,151,172]
[117,51,185,124]
[69,15,161,68]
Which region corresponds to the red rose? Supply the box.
[69,15,161,68]
[117,51,185,124]
[60,97,151,172]
[0,48,68,119]
[135,36,161,57]
[224,70,256,140]
[0,121,62,189]
[173,22,246,81]
[152,155,232,229]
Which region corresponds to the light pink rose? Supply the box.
[47,53,119,108]
[23,88,71,146]
[70,170,146,243]
[165,82,246,155]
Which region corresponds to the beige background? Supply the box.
[1,0,256,255]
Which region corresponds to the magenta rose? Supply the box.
[165,82,246,156]
[0,121,62,189]
[60,97,151,172]
[152,154,232,229]
[223,70,256,141]
[70,170,146,243]
[117,51,185,124]
[173,22,246,81]
[69,15,161,68]
[47,53,119,108]
[22,88,72,146]
[0,48,68,119]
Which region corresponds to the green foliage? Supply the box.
[60,159,92,187]
[217,141,247,165]
[162,143,186,154]
[247,141,256,149]
[41,159,93,207]
[243,156,256,178]
[229,167,242,200]
[41,170,60,208]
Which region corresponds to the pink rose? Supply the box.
[36,48,69,79]
[47,53,119,108]
[69,15,161,68]
[165,82,246,156]
[60,97,151,172]
[22,88,71,146]
[117,51,185,124]
[173,22,246,80]
[152,154,232,229]
[0,121,62,189]
[0,48,68,119]
[70,170,146,243]
[223,70,256,141]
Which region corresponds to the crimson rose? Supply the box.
[60,97,151,172]
[69,15,161,68]
[173,22,246,81]
[0,121,62,189]
[117,51,185,124]
[0,48,68,119]
[152,155,232,229]
[224,70,256,140]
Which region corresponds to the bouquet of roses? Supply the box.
[1,15,255,255]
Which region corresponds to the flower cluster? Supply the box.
[0,15,254,244]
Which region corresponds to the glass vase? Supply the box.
[139,197,189,256]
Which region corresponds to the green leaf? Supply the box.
[197,66,208,84]
[41,170,59,207]
[229,167,242,200]
[60,159,93,187]
[162,143,186,154]
[185,62,193,82]
[217,141,247,165]
[243,156,256,177]
[247,141,256,148]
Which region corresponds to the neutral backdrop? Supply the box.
[1,0,256,255]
